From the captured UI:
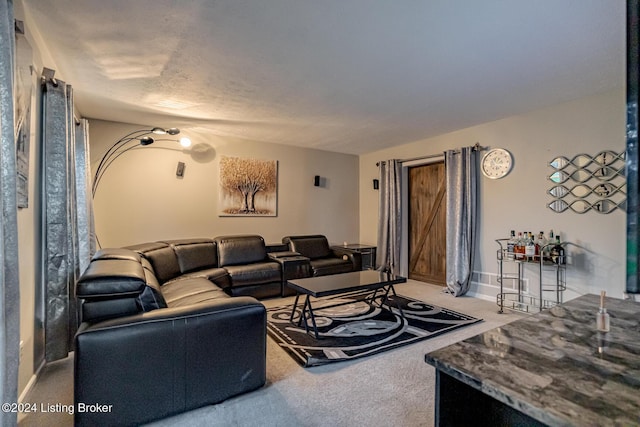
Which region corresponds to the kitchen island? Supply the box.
[424,294,640,426]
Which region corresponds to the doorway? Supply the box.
[407,161,446,285]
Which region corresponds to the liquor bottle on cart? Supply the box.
[536,231,547,260]
[507,230,516,260]
[514,232,525,260]
[550,235,565,264]
[525,232,536,261]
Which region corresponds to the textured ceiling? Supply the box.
[23,0,625,155]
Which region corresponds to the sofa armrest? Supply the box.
[76,257,147,299]
[74,297,266,427]
[76,249,166,323]
[331,248,362,271]
[268,251,301,259]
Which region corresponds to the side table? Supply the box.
[332,244,376,270]
[268,252,311,296]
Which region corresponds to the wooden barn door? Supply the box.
[408,162,446,285]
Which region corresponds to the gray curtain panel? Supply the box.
[0,0,20,424]
[75,119,96,275]
[377,159,402,275]
[445,146,478,296]
[42,80,91,361]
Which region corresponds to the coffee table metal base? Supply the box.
[288,284,405,339]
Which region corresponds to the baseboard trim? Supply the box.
[465,288,495,302]
[18,359,44,403]
[17,360,44,423]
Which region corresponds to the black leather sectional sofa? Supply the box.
[74,234,361,426]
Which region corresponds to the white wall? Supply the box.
[360,89,627,301]
[90,120,360,247]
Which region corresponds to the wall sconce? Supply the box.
[373,179,379,190]
[176,161,186,177]
[92,127,191,196]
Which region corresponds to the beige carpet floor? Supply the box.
[18,280,524,427]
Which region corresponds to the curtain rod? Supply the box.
[376,142,485,167]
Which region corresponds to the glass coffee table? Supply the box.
[286,270,407,339]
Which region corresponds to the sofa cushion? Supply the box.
[173,267,232,290]
[283,235,332,260]
[161,277,229,307]
[162,238,218,274]
[223,262,281,286]
[127,242,181,284]
[216,235,268,267]
[174,267,228,281]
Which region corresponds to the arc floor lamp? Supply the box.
[91,127,191,196]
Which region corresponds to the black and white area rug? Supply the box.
[266,294,482,367]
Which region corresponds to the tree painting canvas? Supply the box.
[219,156,278,216]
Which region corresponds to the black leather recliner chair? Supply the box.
[282,235,361,276]
[215,235,283,299]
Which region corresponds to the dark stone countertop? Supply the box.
[425,294,640,426]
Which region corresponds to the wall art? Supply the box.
[218,156,278,216]
[547,150,626,214]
